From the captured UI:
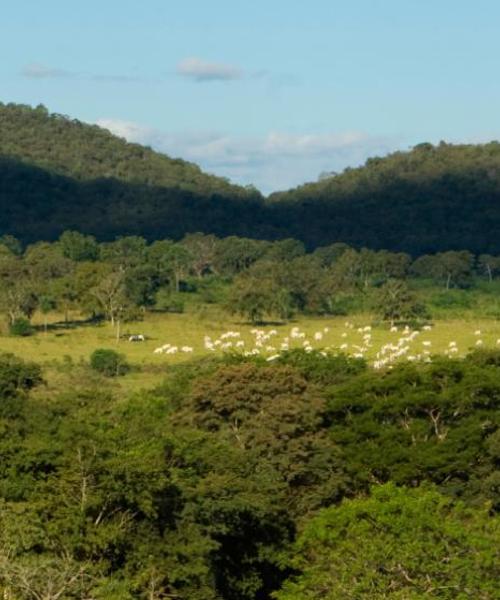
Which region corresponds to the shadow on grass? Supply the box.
[33,315,105,334]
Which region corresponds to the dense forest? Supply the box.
[0,103,263,243]
[2,103,500,254]
[1,349,499,598]
[268,141,500,254]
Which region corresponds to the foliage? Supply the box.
[276,349,367,385]
[228,273,293,323]
[326,354,500,505]
[154,288,185,313]
[269,141,500,255]
[0,347,499,598]
[89,348,129,376]
[9,317,33,337]
[275,483,500,599]
[373,279,428,324]
[0,353,43,397]
[0,104,262,244]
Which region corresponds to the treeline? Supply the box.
[1,231,500,330]
[2,103,500,254]
[0,349,499,598]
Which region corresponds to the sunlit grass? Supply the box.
[2,307,500,389]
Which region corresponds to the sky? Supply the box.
[2,1,500,193]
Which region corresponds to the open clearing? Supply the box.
[1,310,500,390]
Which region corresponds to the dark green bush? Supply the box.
[90,348,129,377]
[324,294,363,316]
[0,353,43,397]
[429,290,474,309]
[154,289,185,313]
[9,317,33,337]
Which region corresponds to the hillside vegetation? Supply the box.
[0,103,263,242]
[0,103,253,194]
[268,141,500,254]
[2,102,500,254]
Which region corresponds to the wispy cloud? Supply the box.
[21,62,73,79]
[95,118,406,193]
[90,74,142,83]
[176,57,242,82]
[20,63,142,83]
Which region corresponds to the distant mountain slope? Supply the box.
[267,142,500,254]
[1,102,500,254]
[0,156,268,243]
[0,102,266,243]
[0,102,253,196]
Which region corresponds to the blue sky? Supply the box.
[2,0,500,192]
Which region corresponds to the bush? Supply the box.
[90,348,129,377]
[191,276,230,304]
[0,353,43,397]
[154,288,185,313]
[9,317,33,337]
[429,290,474,309]
[323,295,358,316]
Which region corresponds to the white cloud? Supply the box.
[21,63,72,79]
[176,57,242,82]
[95,118,405,193]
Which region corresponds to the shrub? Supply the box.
[90,348,129,377]
[0,353,43,397]
[9,317,33,337]
[154,289,185,313]
[429,289,474,309]
[323,296,351,315]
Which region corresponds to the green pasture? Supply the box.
[1,308,500,390]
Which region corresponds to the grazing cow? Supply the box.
[129,334,146,342]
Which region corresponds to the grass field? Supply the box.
[2,308,500,390]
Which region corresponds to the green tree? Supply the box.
[147,240,192,292]
[58,230,99,262]
[0,353,43,397]
[228,272,293,323]
[313,243,351,267]
[478,253,500,282]
[90,270,139,340]
[275,483,500,600]
[90,348,129,376]
[374,279,427,325]
[38,294,57,333]
[412,251,474,289]
[181,232,218,278]
[213,237,269,276]
[0,257,38,325]
[0,235,22,256]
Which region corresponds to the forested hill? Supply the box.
[2,102,500,254]
[0,102,267,243]
[0,102,253,196]
[267,142,500,255]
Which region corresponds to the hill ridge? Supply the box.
[1,102,500,254]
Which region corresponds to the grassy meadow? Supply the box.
[2,306,500,390]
